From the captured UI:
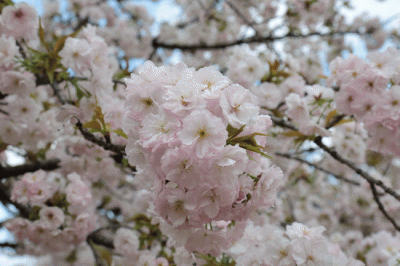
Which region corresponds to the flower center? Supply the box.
[15,10,24,18]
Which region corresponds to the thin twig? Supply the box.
[314,136,400,202]
[76,120,126,156]
[275,152,360,186]
[270,116,298,131]
[0,109,9,115]
[370,182,400,231]
[0,242,19,249]
[50,81,67,105]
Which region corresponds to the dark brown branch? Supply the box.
[0,159,60,179]
[269,114,400,202]
[276,152,360,185]
[270,116,298,131]
[0,183,30,218]
[50,81,68,105]
[0,109,9,115]
[325,114,347,129]
[370,182,400,231]
[86,226,115,266]
[314,136,400,202]
[76,120,126,156]
[226,1,255,28]
[152,30,360,51]
[88,233,114,250]
[0,242,19,249]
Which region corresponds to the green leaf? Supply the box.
[325,109,338,127]
[53,35,69,54]
[226,124,246,140]
[281,130,306,137]
[94,106,106,128]
[331,118,354,127]
[38,18,50,52]
[89,240,113,266]
[75,86,88,101]
[29,206,41,222]
[83,120,102,131]
[113,129,128,139]
[65,249,77,263]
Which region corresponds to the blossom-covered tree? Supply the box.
[0,0,400,265]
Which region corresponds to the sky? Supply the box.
[1,0,400,265]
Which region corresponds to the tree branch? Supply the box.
[0,159,60,179]
[314,136,400,202]
[152,30,360,51]
[0,242,19,249]
[275,152,360,186]
[76,120,126,156]
[270,116,298,131]
[370,182,400,231]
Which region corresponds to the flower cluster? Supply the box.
[228,222,364,266]
[7,170,97,254]
[123,61,283,255]
[328,48,400,155]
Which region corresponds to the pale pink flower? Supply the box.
[139,109,181,149]
[155,257,169,266]
[114,228,140,258]
[162,78,206,116]
[6,96,42,123]
[193,66,229,99]
[339,55,371,87]
[73,212,97,237]
[286,222,325,241]
[0,71,35,96]
[59,37,92,73]
[197,184,238,219]
[155,187,196,226]
[28,221,50,244]
[6,218,32,240]
[185,229,227,257]
[280,74,306,96]
[252,165,284,207]
[264,238,296,266]
[219,84,260,128]
[125,82,163,121]
[173,247,196,266]
[161,146,205,189]
[365,248,390,266]
[39,207,65,230]
[285,93,309,122]
[179,109,227,158]
[0,120,22,146]
[0,34,19,70]
[137,251,156,266]
[65,173,92,214]
[206,144,248,185]
[0,3,38,40]
[251,82,283,109]
[291,238,333,266]
[11,170,52,205]
[334,85,362,115]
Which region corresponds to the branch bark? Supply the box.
[0,159,60,179]
[76,120,126,156]
[152,30,360,51]
[275,152,360,186]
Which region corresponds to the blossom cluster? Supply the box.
[228,222,364,266]
[328,48,400,156]
[6,170,97,254]
[123,60,284,255]
[0,0,399,265]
